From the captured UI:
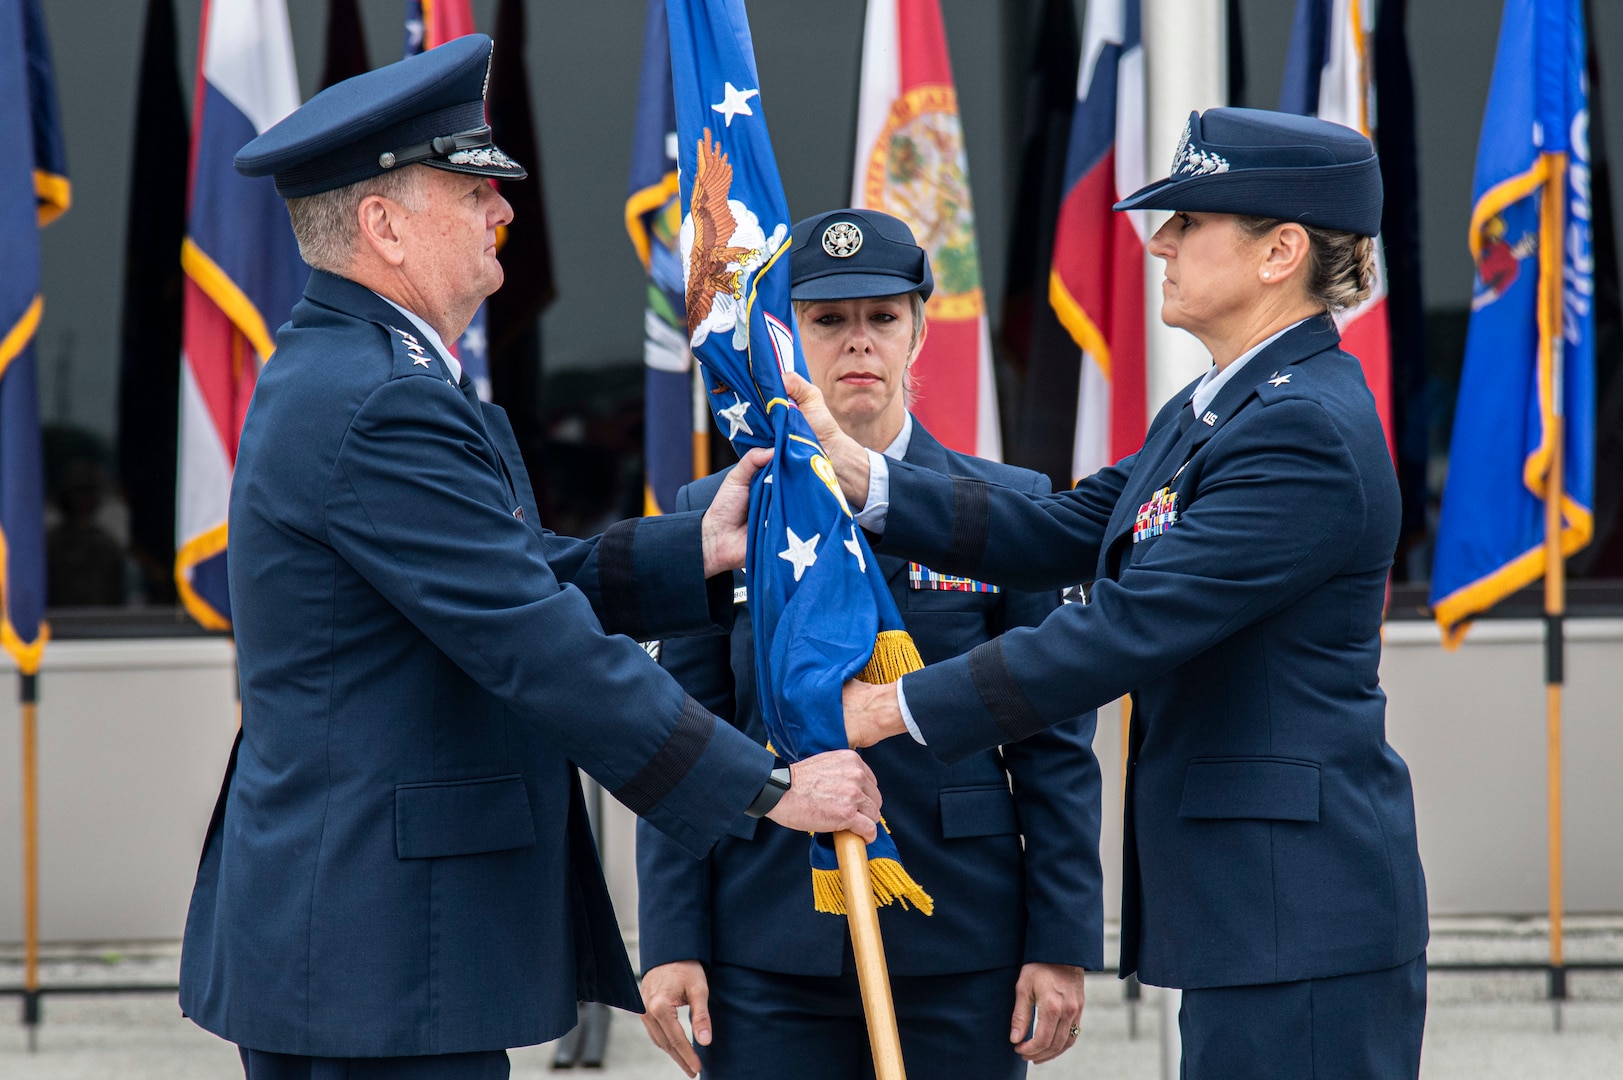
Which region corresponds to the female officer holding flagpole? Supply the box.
[796,108,1430,1080]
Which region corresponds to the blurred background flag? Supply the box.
[0,0,68,675]
[319,0,370,90]
[1047,0,1146,485]
[403,0,490,399]
[1000,0,1079,487]
[665,0,930,916]
[1280,0,1395,458]
[175,0,305,630]
[628,0,704,516]
[483,0,555,487]
[1370,0,1431,573]
[116,0,187,607]
[1431,0,1595,645]
[851,0,1000,461]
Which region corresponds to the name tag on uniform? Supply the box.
[908,563,1000,593]
[1133,487,1179,544]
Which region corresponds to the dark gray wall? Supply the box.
[29,0,1623,443]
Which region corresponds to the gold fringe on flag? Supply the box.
[855,629,923,684]
[812,858,935,916]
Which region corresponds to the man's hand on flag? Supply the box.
[639,960,711,1078]
[842,679,908,749]
[700,447,773,577]
[764,750,882,841]
[783,371,871,510]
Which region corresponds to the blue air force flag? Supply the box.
[0,0,68,676]
[666,0,931,915]
[1431,0,1595,646]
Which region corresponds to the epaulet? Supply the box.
[1255,366,1308,405]
[382,323,454,383]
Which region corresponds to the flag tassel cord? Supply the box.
[1538,149,1567,1031]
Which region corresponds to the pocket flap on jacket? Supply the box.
[939,785,1019,838]
[396,774,537,859]
[1178,757,1320,822]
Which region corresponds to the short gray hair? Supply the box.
[284,166,425,274]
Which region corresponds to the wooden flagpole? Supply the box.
[834,830,906,1080]
[19,671,41,1050]
[1538,148,1568,1032]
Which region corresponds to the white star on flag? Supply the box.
[779,527,820,581]
[843,525,866,573]
[711,82,759,127]
[719,395,753,438]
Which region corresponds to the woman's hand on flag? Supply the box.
[700,447,774,577]
[842,679,908,749]
[765,750,882,841]
[783,371,871,510]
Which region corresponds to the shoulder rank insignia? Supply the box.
[1267,371,1291,387]
[908,563,1000,593]
[389,325,429,356]
[1133,486,1180,544]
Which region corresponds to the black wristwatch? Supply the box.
[744,766,792,818]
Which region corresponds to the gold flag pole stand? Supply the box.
[1537,148,1569,1034]
[19,671,41,1051]
[835,830,906,1080]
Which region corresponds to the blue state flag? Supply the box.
[1432,0,1595,645]
[666,0,931,915]
[628,0,701,516]
[0,0,68,676]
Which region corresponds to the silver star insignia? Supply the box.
[711,82,760,127]
[779,527,820,582]
[413,356,433,368]
[843,525,866,573]
[719,395,753,439]
[1268,371,1292,387]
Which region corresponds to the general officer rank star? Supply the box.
[1133,486,1180,543]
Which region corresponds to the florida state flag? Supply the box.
[851,0,1000,461]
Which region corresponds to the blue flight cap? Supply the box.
[789,209,934,303]
[1114,107,1382,236]
[235,34,526,198]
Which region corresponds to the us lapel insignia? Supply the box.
[1133,486,1180,544]
[1202,410,1218,426]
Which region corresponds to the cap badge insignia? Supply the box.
[446,146,520,170]
[822,221,863,258]
[1171,119,1230,177]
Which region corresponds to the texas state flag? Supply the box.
[1048,0,1147,482]
[175,0,306,629]
[1280,0,1394,458]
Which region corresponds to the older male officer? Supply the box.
[636,210,1102,1080]
[178,37,881,1080]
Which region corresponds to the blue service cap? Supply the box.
[1114,107,1382,237]
[789,209,934,303]
[235,34,526,198]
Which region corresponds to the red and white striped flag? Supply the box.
[851,0,1000,460]
[1048,0,1147,482]
[175,0,305,628]
[1281,0,1394,457]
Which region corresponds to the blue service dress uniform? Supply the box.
[178,270,776,1065]
[875,321,1428,1079]
[637,421,1103,1080]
